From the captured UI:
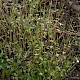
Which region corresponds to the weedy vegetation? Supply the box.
[0,0,80,80]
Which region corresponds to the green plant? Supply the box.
[0,0,79,80]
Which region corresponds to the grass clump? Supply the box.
[0,0,79,80]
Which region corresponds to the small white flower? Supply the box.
[77,60,79,63]
[50,45,53,48]
[39,72,43,76]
